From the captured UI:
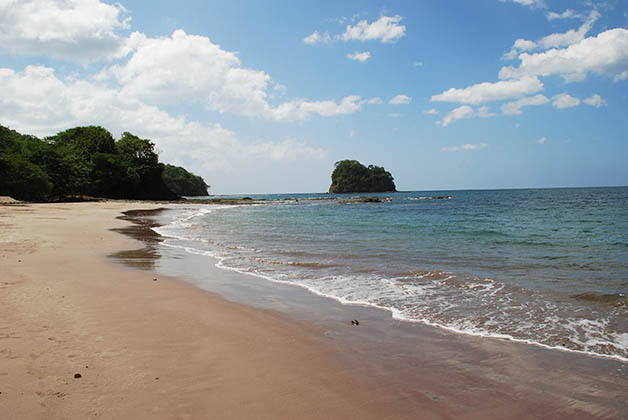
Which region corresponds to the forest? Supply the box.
[0,125,209,201]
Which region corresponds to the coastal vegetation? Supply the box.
[329,160,396,193]
[163,164,209,196]
[0,125,208,201]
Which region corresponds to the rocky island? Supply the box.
[329,159,396,193]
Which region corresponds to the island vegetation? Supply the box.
[0,125,209,201]
[329,160,396,193]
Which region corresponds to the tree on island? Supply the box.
[329,160,396,193]
[0,124,209,201]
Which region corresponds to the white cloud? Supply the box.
[503,11,599,60]
[413,61,424,67]
[437,105,494,127]
[349,128,356,137]
[499,28,628,83]
[538,136,547,144]
[501,0,547,8]
[538,11,599,49]
[503,38,538,60]
[100,30,272,116]
[552,93,581,109]
[341,15,406,43]
[546,9,582,21]
[0,65,327,191]
[389,94,412,105]
[431,76,543,104]
[441,143,488,152]
[0,0,130,63]
[583,94,606,107]
[423,108,439,115]
[614,70,628,82]
[96,30,364,121]
[501,94,549,115]
[268,95,367,121]
[303,30,331,45]
[347,51,371,62]
[366,97,384,104]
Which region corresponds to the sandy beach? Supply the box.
[1,202,627,420]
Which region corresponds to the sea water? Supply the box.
[154,187,628,361]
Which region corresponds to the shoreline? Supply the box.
[1,202,627,419]
[119,206,628,418]
[149,205,628,364]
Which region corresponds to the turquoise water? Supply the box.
[156,187,628,361]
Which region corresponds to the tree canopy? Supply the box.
[163,164,209,196]
[0,125,209,201]
[329,160,396,193]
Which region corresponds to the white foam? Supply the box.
[153,207,628,364]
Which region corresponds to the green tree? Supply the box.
[46,126,117,195]
[162,164,209,196]
[329,160,396,193]
[115,132,178,200]
[0,126,53,200]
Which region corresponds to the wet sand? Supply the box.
[1,202,627,419]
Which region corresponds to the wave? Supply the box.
[153,206,628,363]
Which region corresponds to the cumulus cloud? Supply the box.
[0,0,131,63]
[437,106,494,127]
[441,143,488,152]
[498,28,628,83]
[583,94,606,107]
[96,30,365,121]
[413,61,424,67]
[537,11,599,49]
[99,30,273,115]
[552,93,581,109]
[340,15,406,43]
[503,38,537,60]
[0,65,327,188]
[538,136,547,144]
[503,11,599,60]
[303,30,331,45]
[389,94,412,105]
[501,94,549,115]
[431,76,543,104]
[423,108,439,115]
[268,95,368,121]
[347,51,371,62]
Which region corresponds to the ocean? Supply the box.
[154,187,628,361]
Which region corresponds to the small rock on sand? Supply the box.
[74,373,82,379]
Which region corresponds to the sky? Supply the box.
[1,0,627,194]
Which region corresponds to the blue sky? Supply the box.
[1,0,627,193]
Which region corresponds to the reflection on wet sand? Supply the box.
[109,208,166,270]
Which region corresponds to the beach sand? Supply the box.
[1,202,627,419]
